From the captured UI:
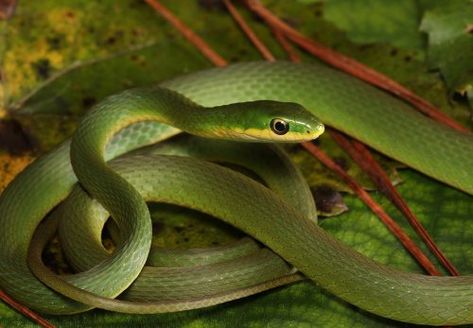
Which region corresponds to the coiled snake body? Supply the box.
[1,62,473,326]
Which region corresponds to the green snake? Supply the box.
[1,61,473,326]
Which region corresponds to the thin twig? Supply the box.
[223,0,275,61]
[244,0,469,133]
[330,129,460,276]
[0,289,55,328]
[302,142,441,275]
[144,0,227,67]
[0,0,18,20]
[272,28,300,63]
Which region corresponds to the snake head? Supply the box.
[208,100,325,143]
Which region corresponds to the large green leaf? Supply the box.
[322,0,424,50]
[1,1,473,327]
[420,0,473,101]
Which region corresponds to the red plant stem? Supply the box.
[244,0,469,133]
[144,0,228,67]
[0,289,55,328]
[223,0,275,61]
[0,0,18,19]
[330,129,460,276]
[302,142,441,276]
[272,28,301,62]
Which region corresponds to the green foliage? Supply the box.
[420,0,473,98]
[294,0,473,111]
[323,0,424,50]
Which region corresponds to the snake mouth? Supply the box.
[289,121,324,142]
[313,122,325,138]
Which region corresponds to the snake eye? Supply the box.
[270,118,289,135]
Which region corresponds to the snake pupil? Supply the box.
[271,119,289,135]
